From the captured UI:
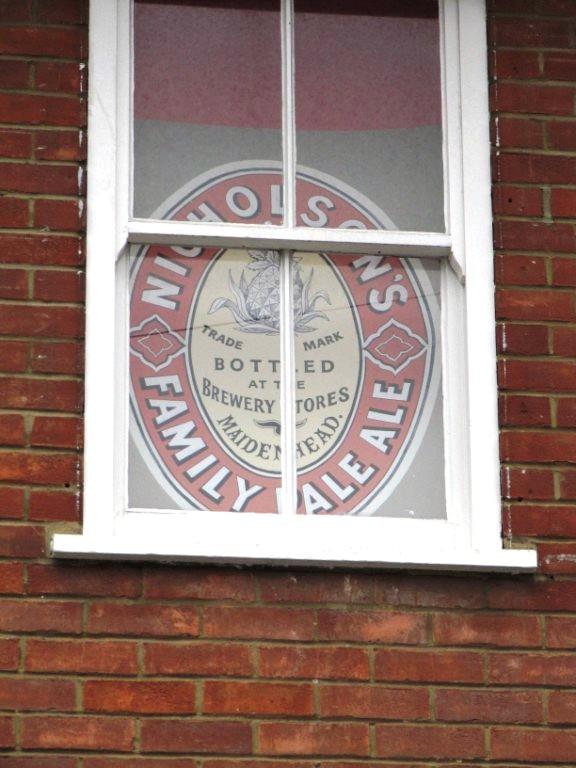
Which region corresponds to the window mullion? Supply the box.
[281,0,296,228]
[280,250,297,515]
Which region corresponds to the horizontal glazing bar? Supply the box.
[126,219,452,257]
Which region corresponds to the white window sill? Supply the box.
[52,532,536,573]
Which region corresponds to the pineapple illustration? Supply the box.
[209,250,329,335]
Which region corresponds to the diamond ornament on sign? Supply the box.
[363,319,428,374]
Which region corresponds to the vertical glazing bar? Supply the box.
[281,0,296,227]
[279,250,297,515]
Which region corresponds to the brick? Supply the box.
[496,289,575,322]
[259,571,373,604]
[505,505,576,537]
[0,377,82,411]
[31,415,82,449]
[551,325,573,362]
[543,52,576,80]
[22,715,135,752]
[35,200,85,233]
[29,489,80,522]
[492,728,576,762]
[375,725,484,759]
[502,467,555,500]
[491,17,572,47]
[544,0,576,16]
[497,323,548,355]
[0,524,44,557]
[31,340,83,374]
[0,128,32,159]
[0,0,33,22]
[204,607,315,641]
[548,121,576,151]
[0,759,76,768]
[0,677,76,711]
[84,761,199,768]
[548,617,576,648]
[433,614,541,648]
[84,680,197,714]
[259,646,369,681]
[259,723,369,757]
[0,638,19,671]
[0,486,25,519]
[551,191,576,221]
[36,62,83,94]
[0,599,82,634]
[33,268,84,302]
[499,395,551,427]
[141,720,252,754]
[37,0,88,24]
[0,452,79,485]
[0,93,84,127]
[540,543,576,573]
[145,642,253,677]
[375,575,485,609]
[26,639,138,675]
[552,257,576,287]
[0,267,28,300]
[0,716,15,748]
[497,117,544,149]
[0,304,84,337]
[496,220,576,253]
[143,566,254,601]
[35,130,85,161]
[501,431,576,463]
[0,414,26,446]
[0,562,24,593]
[0,27,86,58]
[319,684,429,720]
[0,340,28,373]
[436,689,541,724]
[27,563,140,598]
[204,681,313,716]
[318,610,427,644]
[497,154,576,186]
[495,253,547,284]
[375,649,484,684]
[559,470,576,499]
[0,234,82,266]
[489,652,576,686]
[88,603,200,637]
[489,580,576,612]
[549,691,576,724]
[558,398,576,428]
[500,360,576,391]
[0,163,80,195]
[0,198,29,229]
[493,50,540,79]
[492,83,575,116]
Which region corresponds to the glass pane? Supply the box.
[294,252,445,518]
[133,0,283,222]
[129,244,284,513]
[295,0,444,233]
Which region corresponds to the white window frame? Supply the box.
[52,0,536,571]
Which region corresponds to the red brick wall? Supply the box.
[0,0,575,763]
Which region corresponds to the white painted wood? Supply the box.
[281,0,296,227]
[126,219,452,256]
[279,252,298,515]
[53,527,536,572]
[441,0,466,280]
[82,0,123,539]
[459,0,504,554]
[67,0,536,572]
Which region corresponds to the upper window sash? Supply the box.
[118,0,464,276]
